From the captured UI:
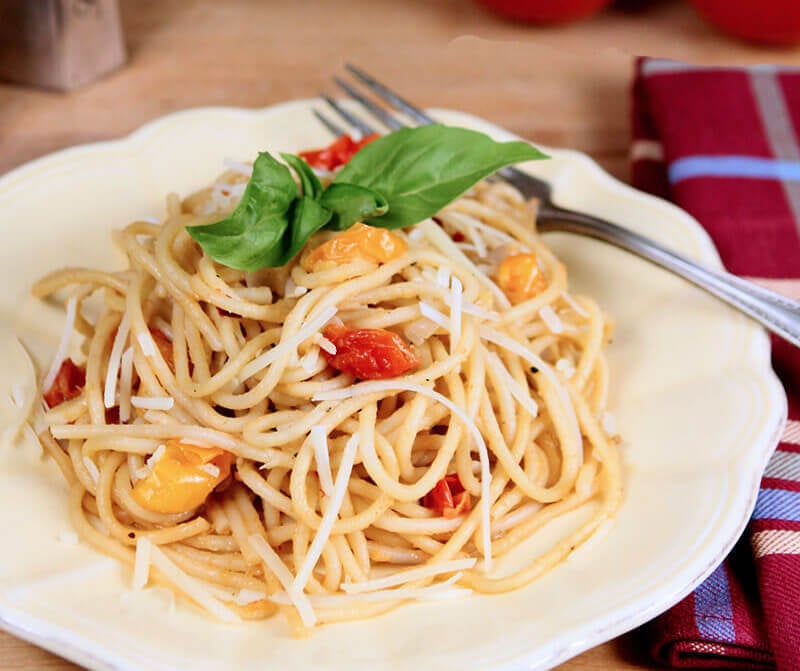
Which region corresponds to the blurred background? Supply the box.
[2,0,799,184]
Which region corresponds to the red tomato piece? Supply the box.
[298,134,380,171]
[321,325,418,380]
[423,473,471,519]
[43,358,86,408]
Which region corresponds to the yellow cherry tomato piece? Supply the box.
[302,223,407,272]
[496,252,547,304]
[131,440,233,514]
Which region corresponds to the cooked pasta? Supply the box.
[32,160,622,633]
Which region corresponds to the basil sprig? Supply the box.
[187,125,547,271]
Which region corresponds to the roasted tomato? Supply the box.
[302,223,407,273]
[423,473,471,519]
[131,440,233,514]
[496,252,547,304]
[43,358,86,408]
[321,325,418,380]
[298,133,380,171]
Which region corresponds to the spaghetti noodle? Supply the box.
[32,160,622,632]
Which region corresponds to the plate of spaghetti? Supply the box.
[0,101,785,671]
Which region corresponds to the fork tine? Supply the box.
[312,109,347,138]
[320,95,376,138]
[333,76,405,131]
[344,64,436,126]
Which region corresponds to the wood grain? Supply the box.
[2,1,798,669]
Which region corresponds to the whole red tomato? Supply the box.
[688,0,800,45]
[475,0,612,23]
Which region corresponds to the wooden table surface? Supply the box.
[2,0,798,669]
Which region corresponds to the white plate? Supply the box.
[0,102,786,671]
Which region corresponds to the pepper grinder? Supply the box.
[0,0,126,91]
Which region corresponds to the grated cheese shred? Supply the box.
[133,536,152,589]
[43,295,78,393]
[310,425,334,496]
[131,396,175,411]
[342,557,476,594]
[313,382,493,571]
[240,306,337,380]
[293,434,360,592]
[247,534,317,627]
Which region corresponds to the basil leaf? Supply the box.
[281,153,323,200]
[319,183,389,231]
[286,196,333,258]
[188,210,292,271]
[335,125,548,229]
[187,152,299,271]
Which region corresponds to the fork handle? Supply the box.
[537,204,800,349]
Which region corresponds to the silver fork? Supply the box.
[314,64,800,350]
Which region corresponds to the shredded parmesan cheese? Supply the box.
[240,306,337,380]
[131,396,175,411]
[418,220,511,310]
[146,444,167,470]
[137,331,156,357]
[104,312,131,408]
[454,300,501,322]
[293,434,360,593]
[247,534,316,627]
[151,317,172,339]
[133,537,152,589]
[479,326,582,468]
[342,557,476,594]
[403,318,439,346]
[310,426,334,496]
[272,573,470,607]
[489,352,539,420]
[561,291,589,318]
[449,275,463,354]
[82,456,100,483]
[43,295,78,393]
[555,358,576,379]
[539,305,564,334]
[418,302,449,330]
[407,226,424,242]
[147,542,240,623]
[119,347,134,422]
[299,348,320,373]
[314,333,337,355]
[313,382,493,571]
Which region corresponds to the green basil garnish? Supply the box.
[334,125,547,229]
[187,124,547,270]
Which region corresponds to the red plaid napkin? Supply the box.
[633,57,800,671]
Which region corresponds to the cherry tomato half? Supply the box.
[298,134,380,171]
[322,325,418,380]
[423,473,472,519]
